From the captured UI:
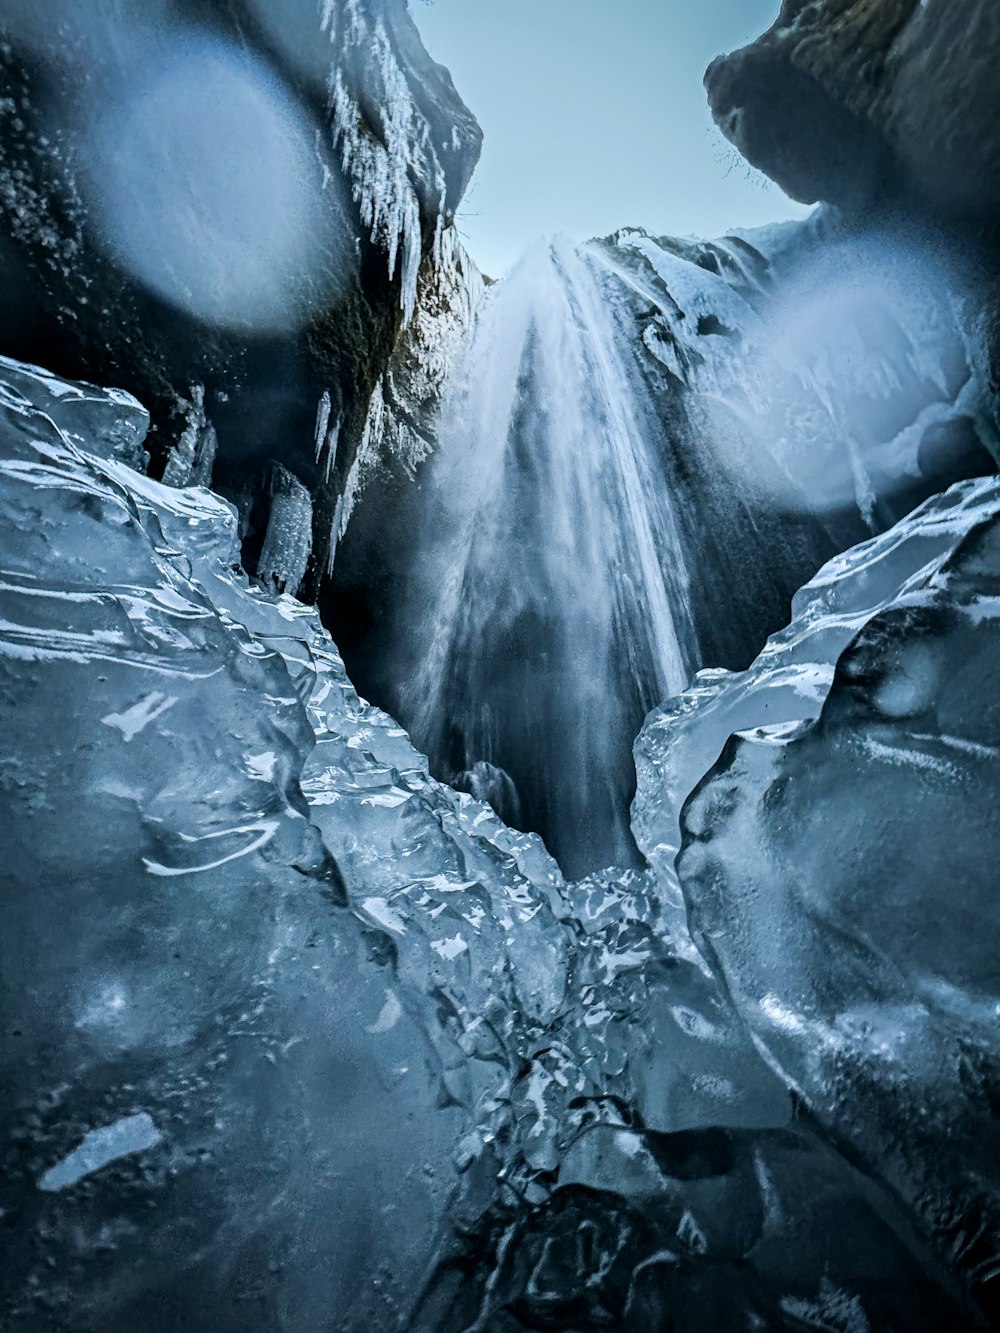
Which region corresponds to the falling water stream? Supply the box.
[397,237,698,878]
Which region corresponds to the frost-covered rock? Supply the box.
[326,0,480,326]
[636,474,1000,1309]
[3,355,981,1328]
[0,0,482,593]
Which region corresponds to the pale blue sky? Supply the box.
[414,0,807,276]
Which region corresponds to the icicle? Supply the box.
[334,379,386,553]
[326,495,345,575]
[314,390,332,463]
[326,4,453,327]
[324,417,341,482]
[313,389,342,482]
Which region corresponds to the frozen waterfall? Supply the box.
[396,237,697,877]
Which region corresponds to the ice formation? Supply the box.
[160,384,218,489]
[324,0,465,325]
[256,464,314,597]
[636,474,1000,1302]
[3,355,991,1328]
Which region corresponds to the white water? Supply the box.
[398,237,697,877]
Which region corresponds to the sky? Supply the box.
[413,0,808,276]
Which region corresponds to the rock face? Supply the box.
[3,355,987,1331]
[705,0,1000,222]
[0,0,482,590]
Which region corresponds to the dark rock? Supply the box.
[0,0,481,592]
[705,0,1000,223]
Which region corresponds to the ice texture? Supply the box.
[0,353,150,470]
[0,355,474,1327]
[636,474,1000,1306]
[256,463,314,597]
[0,354,989,1329]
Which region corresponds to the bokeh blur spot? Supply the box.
[81,35,351,333]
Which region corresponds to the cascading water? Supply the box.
[395,237,698,878]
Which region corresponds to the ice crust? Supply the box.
[0,356,991,1328]
[637,474,1000,1306]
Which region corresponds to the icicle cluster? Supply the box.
[313,388,341,484]
[323,0,451,327]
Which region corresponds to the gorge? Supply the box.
[2,2,1000,1330]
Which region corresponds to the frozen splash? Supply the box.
[397,237,697,877]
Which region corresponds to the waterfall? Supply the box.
[396,237,697,878]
